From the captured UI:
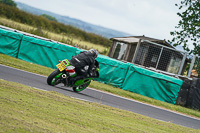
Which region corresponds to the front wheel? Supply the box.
[73,81,91,92]
[47,69,62,86]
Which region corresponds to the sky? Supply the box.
[14,0,181,41]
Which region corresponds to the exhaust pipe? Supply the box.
[62,74,67,79]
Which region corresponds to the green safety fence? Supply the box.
[18,35,81,69]
[96,55,130,88]
[95,55,183,104]
[0,27,183,104]
[0,28,23,58]
[122,64,183,104]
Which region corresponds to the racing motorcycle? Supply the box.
[47,59,99,92]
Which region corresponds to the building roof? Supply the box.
[110,37,140,44]
[110,35,175,49]
[110,35,190,63]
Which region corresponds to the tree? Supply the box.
[170,0,200,55]
[40,14,57,22]
[0,0,16,7]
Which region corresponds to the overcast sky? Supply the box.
[14,0,181,41]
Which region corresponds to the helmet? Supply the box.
[89,49,98,58]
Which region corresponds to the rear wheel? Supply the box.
[47,69,62,86]
[73,81,91,92]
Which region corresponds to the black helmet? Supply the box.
[89,49,98,58]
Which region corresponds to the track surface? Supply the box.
[0,64,200,129]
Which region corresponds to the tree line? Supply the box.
[0,0,16,7]
[170,0,200,56]
[0,3,111,47]
[170,0,200,77]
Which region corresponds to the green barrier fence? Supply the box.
[96,55,130,88]
[0,28,23,58]
[122,64,183,104]
[18,35,81,69]
[0,27,183,104]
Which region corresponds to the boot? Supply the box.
[69,76,84,85]
[63,78,68,86]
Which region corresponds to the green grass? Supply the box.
[1,54,200,119]
[0,17,109,54]
[0,79,199,132]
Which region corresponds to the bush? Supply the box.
[0,3,111,47]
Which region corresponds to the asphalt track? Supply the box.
[0,64,200,129]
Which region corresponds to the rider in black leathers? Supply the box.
[69,49,99,84]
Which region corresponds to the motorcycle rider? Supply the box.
[68,49,99,84]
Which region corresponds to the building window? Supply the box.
[167,56,182,74]
[112,42,128,60]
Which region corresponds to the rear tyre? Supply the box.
[47,69,62,86]
[73,81,91,92]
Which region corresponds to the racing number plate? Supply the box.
[56,63,66,71]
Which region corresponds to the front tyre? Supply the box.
[47,69,62,86]
[73,81,91,92]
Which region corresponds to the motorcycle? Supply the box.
[47,59,99,92]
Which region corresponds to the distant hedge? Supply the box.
[0,3,111,47]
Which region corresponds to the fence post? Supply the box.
[178,52,187,75]
[16,35,23,59]
[156,47,163,69]
[132,39,141,63]
[187,55,196,77]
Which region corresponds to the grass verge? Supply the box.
[0,79,199,132]
[0,17,108,54]
[0,53,200,119]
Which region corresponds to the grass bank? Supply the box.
[0,17,109,54]
[1,54,200,119]
[0,79,199,132]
